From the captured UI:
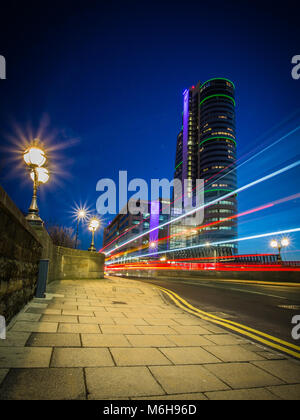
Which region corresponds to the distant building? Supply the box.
[102,198,170,259]
[170,78,238,258]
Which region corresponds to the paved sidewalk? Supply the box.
[0,276,300,400]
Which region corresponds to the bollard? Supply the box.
[36,259,49,298]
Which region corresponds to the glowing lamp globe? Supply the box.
[78,210,86,219]
[24,146,46,167]
[30,167,49,184]
[270,240,278,248]
[281,238,289,247]
[89,218,100,231]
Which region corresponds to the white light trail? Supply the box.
[105,159,300,255]
[102,124,300,253]
[106,227,300,265]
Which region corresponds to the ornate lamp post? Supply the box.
[75,209,86,249]
[88,217,100,252]
[23,145,49,224]
[270,238,289,262]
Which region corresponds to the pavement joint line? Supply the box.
[156,286,300,360]
[146,366,168,396]
[82,367,88,400]
[49,347,55,368]
[107,347,117,367]
[201,364,234,391]
[247,362,292,385]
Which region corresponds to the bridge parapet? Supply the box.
[0,184,104,322]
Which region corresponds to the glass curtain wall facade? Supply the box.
[170,78,238,258]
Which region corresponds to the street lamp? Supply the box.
[270,238,289,262]
[74,208,87,249]
[88,217,100,252]
[24,146,46,167]
[23,144,49,224]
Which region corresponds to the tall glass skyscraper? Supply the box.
[171,78,238,258]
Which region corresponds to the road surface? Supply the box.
[135,276,300,347]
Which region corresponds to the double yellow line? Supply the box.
[156,285,300,360]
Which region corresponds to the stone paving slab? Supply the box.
[205,388,279,400]
[136,326,177,335]
[1,276,300,400]
[78,316,115,325]
[202,345,265,362]
[27,332,81,347]
[256,351,285,360]
[57,323,100,334]
[267,384,300,400]
[110,347,172,366]
[204,363,283,389]
[41,315,78,323]
[203,334,248,345]
[111,317,150,325]
[0,347,52,368]
[48,304,78,310]
[85,366,164,399]
[29,308,62,315]
[51,348,114,367]
[100,325,142,334]
[160,347,221,365]
[203,324,235,334]
[62,310,95,316]
[11,321,58,333]
[15,313,42,322]
[26,302,48,309]
[142,318,180,326]
[0,332,31,347]
[81,334,131,347]
[170,325,213,335]
[171,317,211,326]
[149,365,229,394]
[125,334,176,348]
[167,334,213,347]
[0,368,86,400]
[252,360,300,383]
[80,306,108,311]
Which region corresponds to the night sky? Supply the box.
[0,0,299,257]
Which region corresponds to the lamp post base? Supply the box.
[88,244,96,252]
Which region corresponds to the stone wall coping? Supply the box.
[54,245,104,258]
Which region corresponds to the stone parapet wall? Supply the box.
[0,185,42,321]
[0,184,105,322]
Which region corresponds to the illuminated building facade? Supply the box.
[103,198,170,259]
[171,78,238,257]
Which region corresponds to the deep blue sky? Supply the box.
[0,0,299,257]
